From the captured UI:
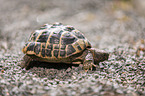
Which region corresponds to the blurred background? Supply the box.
[0,0,145,53]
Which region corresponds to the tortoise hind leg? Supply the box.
[20,55,33,69]
[83,51,96,72]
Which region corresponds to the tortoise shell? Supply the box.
[22,22,91,59]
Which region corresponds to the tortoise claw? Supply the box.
[84,63,96,72]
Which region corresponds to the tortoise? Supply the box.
[21,22,109,71]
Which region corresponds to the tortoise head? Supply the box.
[88,48,109,64]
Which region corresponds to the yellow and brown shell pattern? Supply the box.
[22,22,91,59]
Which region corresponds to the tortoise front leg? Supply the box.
[20,55,32,69]
[83,51,96,72]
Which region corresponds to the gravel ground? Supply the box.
[0,0,145,96]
